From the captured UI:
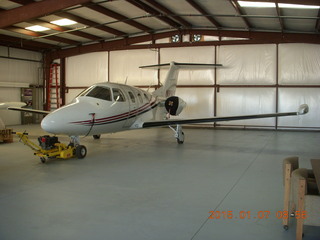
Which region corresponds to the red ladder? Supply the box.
[47,63,61,111]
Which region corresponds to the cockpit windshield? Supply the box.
[79,86,112,101]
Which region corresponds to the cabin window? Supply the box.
[85,86,111,101]
[128,91,135,103]
[137,93,143,103]
[113,88,126,102]
[77,87,92,98]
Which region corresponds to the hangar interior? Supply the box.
[0,0,320,239]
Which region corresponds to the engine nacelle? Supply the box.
[165,96,186,116]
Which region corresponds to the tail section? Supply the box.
[140,62,222,98]
[154,62,179,98]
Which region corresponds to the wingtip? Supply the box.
[298,104,309,115]
[0,102,26,109]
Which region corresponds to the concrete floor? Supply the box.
[0,124,320,240]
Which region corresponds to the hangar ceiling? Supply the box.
[0,0,319,58]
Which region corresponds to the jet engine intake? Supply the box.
[165,96,186,116]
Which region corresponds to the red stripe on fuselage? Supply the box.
[70,101,157,126]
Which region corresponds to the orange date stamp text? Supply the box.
[208,210,307,220]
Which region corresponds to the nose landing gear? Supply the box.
[70,135,87,159]
[75,145,87,159]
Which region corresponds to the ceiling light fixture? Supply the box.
[237,1,275,8]
[238,1,319,9]
[25,25,50,32]
[278,3,320,9]
[50,18,77,26]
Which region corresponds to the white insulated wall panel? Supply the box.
[0,47,42,85]
[217,44,276,85]
[216,88,276,126]
[8,48,41,60]
[174,88,214,119]
[160,46,215,85]
[66,52,108,87]
[278,88,320,128]
[109,49,158,85]
[0,47,42,125]
[278,44,320,85]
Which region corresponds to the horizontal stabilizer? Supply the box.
[140,62,222,69]
[142,104,308,128]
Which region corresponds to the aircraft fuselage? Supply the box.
[41,82,160,136]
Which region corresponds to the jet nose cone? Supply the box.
[40,101,93,136]
[41,111,62,134]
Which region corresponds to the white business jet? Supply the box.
[4,62,309,158]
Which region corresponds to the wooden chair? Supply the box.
[291,168,320,240]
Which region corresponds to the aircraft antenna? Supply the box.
[125,76,128,85]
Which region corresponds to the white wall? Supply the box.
[65,43,320,129]
[109,49,158,86]
[216,44,277,127]
[0,47,42,126]
[66,52,108,87]
[278,44,320,128]
[160,46,215,85]
[217,44,276,85]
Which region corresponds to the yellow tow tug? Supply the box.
[14,132,87,163]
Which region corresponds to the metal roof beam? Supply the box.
[186,0,222,29]
[9,0,35,5]
[54,12,126,37]
[46,29,320,60]
[126,0,181,29]
[229,0,252,30]
[143,0,192,28]
[83,3,152,32]
[0,0,93,29]
[275,3,285,32]
[6,26,82,45]
[0,34,56,51]
[28,19,100,41]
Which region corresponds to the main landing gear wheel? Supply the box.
[169,124,185,144]
[75,145,87,159]
[177,132,185,144]
[93,134,101,139]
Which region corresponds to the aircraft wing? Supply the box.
[7,107,50,115]
[142,104,309,128]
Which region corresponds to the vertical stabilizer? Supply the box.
[140,61,222,98]
[154,62,180,98]
[140,61,180,98]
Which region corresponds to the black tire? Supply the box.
[40,157,46,163]
[93,134,101,139]
[75,145,87,159]
[177,132,185,144]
